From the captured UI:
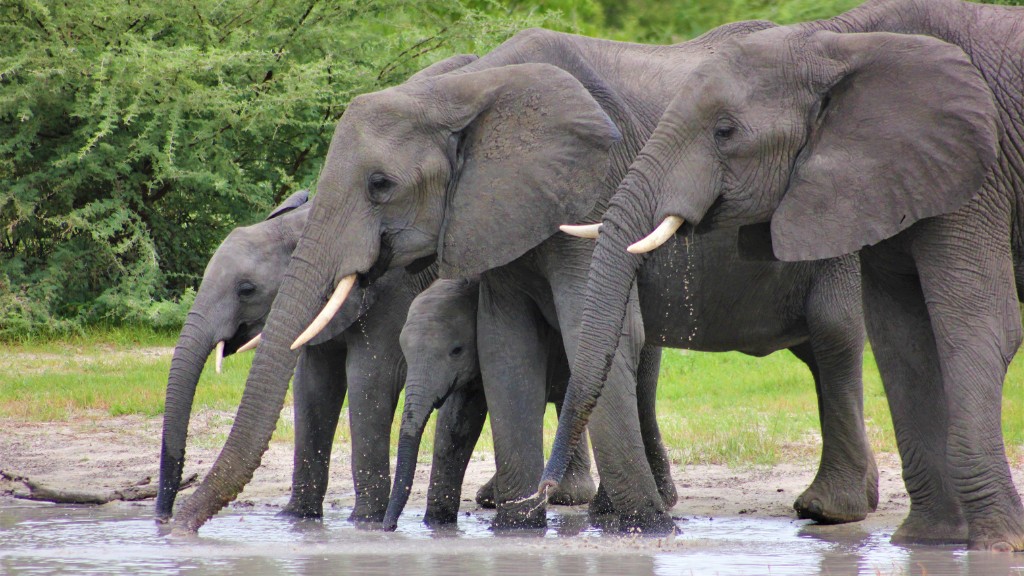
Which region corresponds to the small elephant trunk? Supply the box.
[157,313,215,521]
[383,398,433,531]
[541,182,653,490]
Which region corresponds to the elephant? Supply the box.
[172,22,873,534]
[382,277,601,530]
[156,190,439,524]
[543,0,1024,552]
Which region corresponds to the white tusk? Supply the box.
[291,274,357,350]
[627,216,684,254]
[215,341,225,374]
[559,223,602,239]
[236,333,261,354]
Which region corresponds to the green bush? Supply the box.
[0,0,548,340]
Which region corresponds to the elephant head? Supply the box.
[156,190,363,522]
[542,29,1001,489]
[382,277,479,531]
[173,57,620,532]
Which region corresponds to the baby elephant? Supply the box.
[382,278,597,530]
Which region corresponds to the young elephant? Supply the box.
[157,190,436,523]
[382,278,599,530]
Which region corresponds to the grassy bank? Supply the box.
[2,328,1022,466]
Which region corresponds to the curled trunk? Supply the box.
[540,181,654,490]
[156,315,215,521]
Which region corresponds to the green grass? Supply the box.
[2,327,1022,466]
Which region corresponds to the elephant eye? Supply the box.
[367,172,394,201]
[237,282,256,298]
[714,124,737,142]
[450,345,463,357]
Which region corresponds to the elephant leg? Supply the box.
[635,344,677,509]
[791,257,877,524]
[860,249,967,544]
[914,217,1024,551]
[548,405,597,506]
[281,340,348,518]
[478,279,550,529]
[345,321,406,525]
[424,379,488,526]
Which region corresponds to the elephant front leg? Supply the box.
[346,359,403,525]
[860,250,966,544]
[424,380,488,526]
[281,342,347,519]
[915,221,1024,552]
[478,285,551,530]
[791,257,878,525]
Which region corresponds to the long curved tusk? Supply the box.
[559,223,602,239]
[214,341,225,374]
[236,333,261,354]
[291,274,357,351]
[626,216,684,254]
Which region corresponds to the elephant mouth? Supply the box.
[222,321,261,356]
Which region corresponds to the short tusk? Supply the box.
[291,274,357,350]
[627,216,684,254]
[214,341,224,374]
[559,223,602,239]
[236,333,261,354]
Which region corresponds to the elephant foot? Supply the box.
[794,462,879,525]
[617,509,678,536]
[891,510,968,545]
[548,469,596,506]
[492,494,547,530]
[965,515,1024,552]
[348,507,387,527]
[588,484,615,516]
[279,499,324,520]
[475,475,497,509]
[424,497,460,527]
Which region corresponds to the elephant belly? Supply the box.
[638,231,814,356]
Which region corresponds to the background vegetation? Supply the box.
[9,0,1021,340]
[3,336,1022,466]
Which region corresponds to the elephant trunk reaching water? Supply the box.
[157,313,216,521]
[172,232,337,533]
[382,380,437,531]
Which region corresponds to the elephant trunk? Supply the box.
[383,389,434,531]
[172,237,335,533]
[157,313,215,521]
[540,174,656,490]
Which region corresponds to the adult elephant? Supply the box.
[543,0,1024,551]
[174,26,788,534]
[156,190,437,524]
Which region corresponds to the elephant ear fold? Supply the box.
[427,63,621,277]
[770,31,1000,261]
[266,189,310,220]
[407,54,478,82]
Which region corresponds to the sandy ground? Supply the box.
[0,408,917,531]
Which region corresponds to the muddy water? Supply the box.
[2,499,1023,576]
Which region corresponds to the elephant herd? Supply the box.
[158,0,1024,551]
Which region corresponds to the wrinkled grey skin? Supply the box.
[156,191,437,524]
[545,0,1024,551]
[174,24,872,534]
[382,278,606,531]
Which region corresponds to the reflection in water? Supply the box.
[2,498,1023,576]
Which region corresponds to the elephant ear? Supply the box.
[266,189,309,220]
[770,31,1000,261]
[427,63,621,277]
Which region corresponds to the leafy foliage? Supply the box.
[0,0,547,339]
[4,0,1023,339]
